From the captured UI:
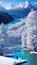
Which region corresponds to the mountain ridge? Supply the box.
[8,1,37,19]
[0,1,37,19]
[0,6,14,24]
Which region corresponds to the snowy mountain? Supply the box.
[8,1,37,19]
[23,1,31,8]
[8,1,31,19]
[0,1,37,19]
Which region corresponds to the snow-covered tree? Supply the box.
[22,11,37,51]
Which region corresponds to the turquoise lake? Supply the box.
[7,49,29,59]
[6,48,29,65]
[6,48,37,65]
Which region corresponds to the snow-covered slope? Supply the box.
[0,56,27,65]
[8,1,31,19]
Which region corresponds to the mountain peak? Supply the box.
[24,0,29,7]
[23,0,32,8]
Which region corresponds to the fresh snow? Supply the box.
[0,56,27,65]
[30,51,37,54]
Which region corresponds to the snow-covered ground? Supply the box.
[0,56,27,65]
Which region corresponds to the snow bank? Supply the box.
[0,56,27,65]
[0,56,16,65]
[30,51,37,54]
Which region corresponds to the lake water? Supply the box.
[7,48,28,59]
[6,48,37,65]
[28,52,37,65]
[6,48,29,65]
[10,19,20,24]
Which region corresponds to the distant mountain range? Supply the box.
[0,1,37,20]
[8,1,37,19]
